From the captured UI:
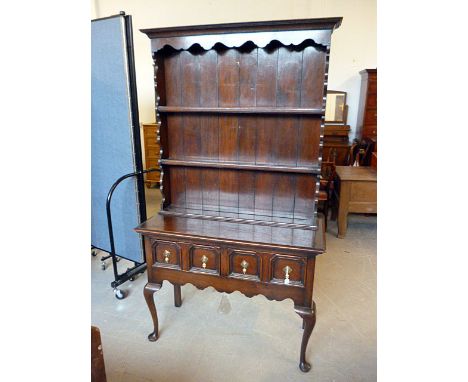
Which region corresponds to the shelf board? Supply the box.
[159,159,321,174]
[157,106,324,115]
[159,206,317,231]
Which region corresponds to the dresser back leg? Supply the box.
[294,302,317,372]
[143,282,162,341]
[173,284,182,307]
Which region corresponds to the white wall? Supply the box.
[92,0,376,139]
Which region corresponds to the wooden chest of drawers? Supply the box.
[355,69,377,140]
[142,123,160,187]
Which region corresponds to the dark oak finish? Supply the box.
[138,18,341,373]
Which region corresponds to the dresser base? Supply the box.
[136,214,325,372]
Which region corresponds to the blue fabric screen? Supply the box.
[91,16,144,263]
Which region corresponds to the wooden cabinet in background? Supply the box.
[142,123,160,188]
[355,69,377,140]
[323,124,350,165]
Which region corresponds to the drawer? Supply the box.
[363,125,377,137]
[144,134,158,146]
[270,255,306,287]
[146,146,160,158]
[367,79,377,95]
[146,158,160,169]
[364,108,377,126]
[228,249,260,280]
[366,92,377,108]
[151,240,181,269]
[143,126,157,137]
[188,244,220,275]
[146,170,160,181]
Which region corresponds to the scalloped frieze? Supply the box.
[150,29,332,52]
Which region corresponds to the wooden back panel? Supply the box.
[143,19,342,230]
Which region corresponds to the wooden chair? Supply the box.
[346,139,373,166]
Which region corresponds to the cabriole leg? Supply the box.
[294,302,317,372]
[143,282,162,342]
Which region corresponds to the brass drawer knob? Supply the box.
[240,259,249,274]
[283,265,292,285]
[201,255,209,269]
[163,250,171,263]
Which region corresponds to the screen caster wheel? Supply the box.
[114,288,126,300]
[92,250,97,257]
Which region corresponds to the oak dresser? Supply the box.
[135,17,342,372]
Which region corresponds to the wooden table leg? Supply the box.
[294,302,317,372]
[144,282,162,341]
[337,181,350,238]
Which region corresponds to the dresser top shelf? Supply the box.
[141,17,342,37]
[141,18,342,52]
[135,213,325,255]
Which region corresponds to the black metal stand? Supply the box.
[99,168,159,299]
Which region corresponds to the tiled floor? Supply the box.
[91,188,376,381]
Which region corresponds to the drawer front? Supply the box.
[188,245,220,275]
[146,145,160,158]
[367,79,377,95]
[146,170,160,181]
[366,92,377,108]
[364,108,377,126]
[143,125,157,137]
[363,125,377,137]
[152,240,181,269]
[228,249,260,280]
[146,158,160,169]
[270,255,306,287]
